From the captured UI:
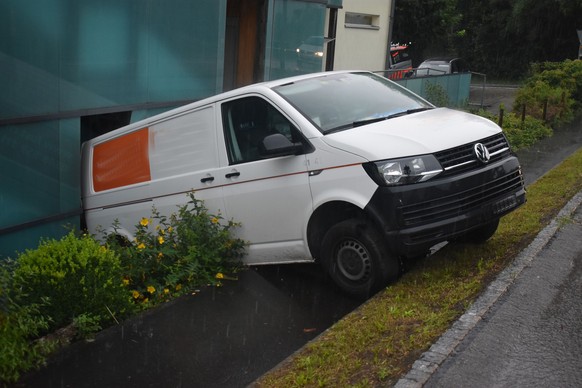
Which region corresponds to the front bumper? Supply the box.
[364,156,526,257]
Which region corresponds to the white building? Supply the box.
[332,0,393,71]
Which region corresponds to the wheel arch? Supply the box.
[307,200,380,260]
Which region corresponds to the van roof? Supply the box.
[83,71,368,144]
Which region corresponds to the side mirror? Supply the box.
[259,133,304,157]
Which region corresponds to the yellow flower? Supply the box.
[137,242,146,250]
[147,285,156,294]
[140,217,149,227]
[163,288,170,294]
[215,272,224,279]
[211,217,219,224]
[157,252,163,259]
[175,284,182,291]
[122,278,130,286]
[167,226,173,233]
[158,236,165,245]
[131,290,140,299]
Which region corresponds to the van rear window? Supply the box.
[92,128,151,192]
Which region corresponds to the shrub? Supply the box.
[0,301,56,384]
[425,81,450,107]
[500,112,554,150]
[103,192,246,307]
[1,260,56,383]
[10,232,134,333]
[513,60,582,126]
[476,109,553,151]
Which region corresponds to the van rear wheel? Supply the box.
[321,218,399,298]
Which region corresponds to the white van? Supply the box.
[82,71,525,296]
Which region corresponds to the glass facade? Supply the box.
[265,0,327,80]
[0,0,339,257]
[0,0,226,121]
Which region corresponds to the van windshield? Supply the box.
[273,72,432,134]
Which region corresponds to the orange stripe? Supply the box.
[93,128,151,192]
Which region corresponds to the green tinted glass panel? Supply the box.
[265,0,326,80]
[0,119,80,257]
[0,0,226,120]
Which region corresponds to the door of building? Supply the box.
[224,0,267,91]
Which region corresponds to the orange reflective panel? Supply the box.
[92,128,151,192]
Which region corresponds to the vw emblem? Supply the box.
[474,143,490,163]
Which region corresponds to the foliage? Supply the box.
[511,60,582,127]
[9,232,134,333]
[72,313,102,340]
[393,0,582,79]
[0,292,56,384]
[103,192,246,308]
[424,81,450,107]
[477,109,553,151]
[1,192,245,383]
[392,0,463,66]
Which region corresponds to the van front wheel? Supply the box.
[321,219,399,298]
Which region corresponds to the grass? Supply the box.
[255,147,582,387]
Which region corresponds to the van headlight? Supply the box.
[364,155,443,186]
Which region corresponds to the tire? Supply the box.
[320,218,400,298]
[457,219,500,244]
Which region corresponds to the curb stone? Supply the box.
[394,191,582,388]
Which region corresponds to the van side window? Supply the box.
[221,96,302,164]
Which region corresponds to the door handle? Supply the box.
[225,171,240,179]
[200,176,214,183]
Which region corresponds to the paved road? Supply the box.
[424,199,582,387]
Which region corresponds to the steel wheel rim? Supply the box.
[336,239,372,282]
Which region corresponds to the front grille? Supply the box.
[400,170,523,227]
[435,133,510,176]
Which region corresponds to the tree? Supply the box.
[391,0,462,67]
[393,0,582,79]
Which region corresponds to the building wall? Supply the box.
[333,0,391,71]
[0,0,335,257]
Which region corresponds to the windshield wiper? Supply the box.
[352,107,434,128]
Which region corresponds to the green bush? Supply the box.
[477,109,553,151]
[425,81,450,107]
[513,60,582,126]
[500,112,554,150]
[10,232,134,332]
[0,301,56,384]
[1,260,55,383]
[529,60,582,106]
[103,192,246,307]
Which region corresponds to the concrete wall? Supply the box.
[333,0,391,71]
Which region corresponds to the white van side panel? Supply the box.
[149,106,218,181]
[308,163,378,211]
[305,138,377,211]
[84,104,226,240]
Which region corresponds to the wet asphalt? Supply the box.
[18,109,582,387]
